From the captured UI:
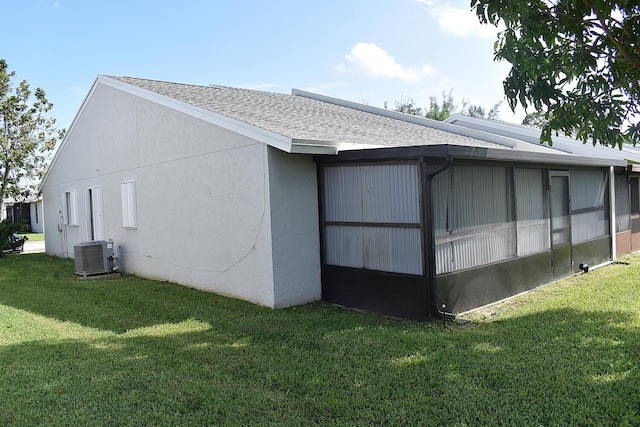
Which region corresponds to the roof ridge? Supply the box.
[104,75,291,98]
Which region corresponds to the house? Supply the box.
[2,198,44,233]
[40,76,627,320]
[444,114,640,258]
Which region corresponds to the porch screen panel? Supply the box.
[615,174,630,232]
[570,170,608,243]
[515,168,549,255]
[631,177,640,215]
[322,163,422,275]
[324,226,422,274]
[323,166,363,222]
[433,165,515,275]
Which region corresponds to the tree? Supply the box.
[392,97,424,116]
[0,59,64,209]
[391,89,502,121]
[425,90,459,120]
[522,111,550,129]
[471,0,640,148]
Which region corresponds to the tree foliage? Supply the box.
[0,59,64,205]
[0,219,26,254]
[522,111,550,129]
[391,97,425,116]
[390,90,502,121]
[472,0,640,148]
[425,90,458,121]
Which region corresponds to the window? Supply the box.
[121,181,137,229]
[63,191,78,226]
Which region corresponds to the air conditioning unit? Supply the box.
[74,240,115,277]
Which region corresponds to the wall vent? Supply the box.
[74,240,115,277]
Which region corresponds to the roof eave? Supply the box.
[314,144,627,168]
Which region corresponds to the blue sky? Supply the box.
[4,0,523,132]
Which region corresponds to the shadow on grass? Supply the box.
[0,253,280,333]
[0,254,638,425]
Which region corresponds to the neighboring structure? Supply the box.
[445,114,640,258]
[40,76,628,320]
[2,198,44,233]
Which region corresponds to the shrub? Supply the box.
[0,219,28,254]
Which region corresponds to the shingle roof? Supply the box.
[106,76,508,150]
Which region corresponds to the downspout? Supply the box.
[609,166,617,260]
[423,155,455,320]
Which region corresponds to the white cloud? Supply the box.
[336,42,436,84]
[418,1,500,39]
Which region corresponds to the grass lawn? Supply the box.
[0,254,638,426]
[18,233,44,242]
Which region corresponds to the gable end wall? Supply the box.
[41,82,279,307]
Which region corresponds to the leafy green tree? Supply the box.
[391,90,502,121]
[472,0,640,147]
[392,97,424,116]
[522,111,550,129]
[465,104,502,120]
[0,59,64,209]
[425,90,459,121]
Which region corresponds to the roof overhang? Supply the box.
[314,144,627,168]
[293,89,561,155]
[444,113,640,163]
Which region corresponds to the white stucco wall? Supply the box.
[267,148,321,307]
[30,201,44,233]
[41,82,279,307]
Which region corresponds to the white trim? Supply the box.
[291,89,559,155]
[444,113,640,163]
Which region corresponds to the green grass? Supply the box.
[18,232,44,241]
[0,254,638,426]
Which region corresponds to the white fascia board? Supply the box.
[290,139,338,155]
[289,145,337,155]
[289,139,387,155]
[292,89,549,152]
[445,113,635,162]
[99,76,296,152]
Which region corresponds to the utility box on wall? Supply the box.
[74,240,115,277]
